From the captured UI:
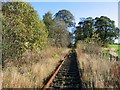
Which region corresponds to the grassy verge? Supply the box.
[0,65,2,90]
[108,44,120,50]
[2,47,69,88]
[76,41,120,88]
[108,44,120,57]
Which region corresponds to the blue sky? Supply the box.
[29,2,118,27]
[25,0,119,2]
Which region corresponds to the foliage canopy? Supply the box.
[55,9,75,27]
[2,2,48,60]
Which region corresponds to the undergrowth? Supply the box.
[2,47,69,88]
[76,41,120,88]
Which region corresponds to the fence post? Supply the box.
[109,54,112,61]
[116,56,118,61]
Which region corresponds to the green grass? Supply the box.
[102,50,109,57]
[108,44,120,57]
[108,44,120,50]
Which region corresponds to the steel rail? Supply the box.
[43,54,68,90]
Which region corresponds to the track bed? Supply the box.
[44,49,83,89]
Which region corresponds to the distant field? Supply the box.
[108,44,120,50]
[108,44,120,56]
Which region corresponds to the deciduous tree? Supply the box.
[2,2,48,60]
[55,9,75,27]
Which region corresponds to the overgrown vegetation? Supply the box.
[76,41,120,88]
[2,2,73,62]
[75,16,120,46]
[108,44,120,57]
[3,47,69,88]
[2,1,73,88]
[43,11,71,47]
[2,1,120,89]
[2,2,48,61]
[75,15,120,88]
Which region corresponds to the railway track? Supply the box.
[43,49,83,89]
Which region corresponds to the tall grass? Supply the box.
[2,47,69,88]
[0,65,2,90]
[76,41,120,88]
[108,44,120,57]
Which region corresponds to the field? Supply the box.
[108,44,120,57]
[108,44,120,50]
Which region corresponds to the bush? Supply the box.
[77,40,101,55]
[2,2,48,61]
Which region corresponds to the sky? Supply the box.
[25,0,119,2]
[28,1,119,43]
[29,2,119,27]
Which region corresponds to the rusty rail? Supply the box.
[43,49,82,89]
[43,54,68,90]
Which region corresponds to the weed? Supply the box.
[77,41,120,88]
[2,47,69,88]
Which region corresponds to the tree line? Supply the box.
[2,1,119,61]
[2,1,74,61]
[75,17,119,46]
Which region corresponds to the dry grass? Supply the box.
[76,41,120,88]
[0,65,2,90]
[2,47,69,88]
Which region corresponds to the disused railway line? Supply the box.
[43,49,83,89]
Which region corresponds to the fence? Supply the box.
[109,54,120,61]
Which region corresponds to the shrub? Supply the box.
[2,2,48,61]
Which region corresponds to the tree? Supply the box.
[75,16,119,46]
[43,11,56,39]
[43,11,70,47]
[53,20,70,47]
[43,11,53,37]
[54,9,75,27]
[94,16,118,45]
[75,17,94,40]
[2,2,48,60]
